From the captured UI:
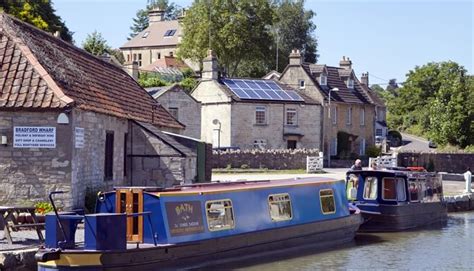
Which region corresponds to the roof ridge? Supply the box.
[1,13,74,107]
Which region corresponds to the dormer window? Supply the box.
[347,78,354,89]
[142,31,150,38]
[320,74,327,86]
[299,79,305,89]
[164,29,177,37]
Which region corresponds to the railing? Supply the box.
[369,155,398,169]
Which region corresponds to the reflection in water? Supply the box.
[208,213,474,270]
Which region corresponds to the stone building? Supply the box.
[146,84,201,139]
[0,14,202,209]
[279,50,383,159]
[191,51,322,150]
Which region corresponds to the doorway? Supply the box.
[115,189,143,242]
[287,140,297,149]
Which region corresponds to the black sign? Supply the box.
[165,201,205,236]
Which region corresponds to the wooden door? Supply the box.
[115,189,143,242]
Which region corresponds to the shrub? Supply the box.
[35,202,54,214]
[366,145,382,157]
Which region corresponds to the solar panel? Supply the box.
[221,79,304,102]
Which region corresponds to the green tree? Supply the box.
[273,0,318,72]
[82,31,111,56]
[386,61,472,148]
[138,72,168,88]
[128,0,180,39]
[1,0,73,42]
[178,0,274,77]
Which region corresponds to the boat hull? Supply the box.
[358,202,447,232]
[38,213,362,271]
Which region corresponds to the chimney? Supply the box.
[148,8,164,25]
[123,61,139,81]
[202,49,218,80]
[289,49,303,66]
[361,72,369,86]
[339,56,352,70]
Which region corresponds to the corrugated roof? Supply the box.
[0,13,183,129]
[121,20,180,49]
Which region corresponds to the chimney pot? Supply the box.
[289,48,303,66]
[339,56,352,70]
[361,72,369,86]
[149,8,165,25]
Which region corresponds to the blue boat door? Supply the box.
[115,188,143,242]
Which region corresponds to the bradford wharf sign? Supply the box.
[14,126,56,148]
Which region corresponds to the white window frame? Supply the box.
[359,138,366,156]
[299,79,305,89]
[286,108,297,126]
[347,78,354,89]
[205,199,235,231]
[360,108,365,126]
[319,189,336,215]
[382,177,407,202]
[346,107,352,125]
[363,177,378,200]
[255,106,266,125]
[320,74,327,86]
[332,106,337,125]
[268,193,293,222]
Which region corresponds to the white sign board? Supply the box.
[75,127,85,148]
[14,126,56,148]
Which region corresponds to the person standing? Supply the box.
[465,167,472,194]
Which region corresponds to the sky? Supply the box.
[53,0,473,85]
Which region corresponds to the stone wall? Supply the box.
[155,86,201,139]
[212,149,320,170]
[0,111,72,208]
[398,152,474,173]
[128,122,195,187]
[71,109,128,208]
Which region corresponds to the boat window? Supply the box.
[363,177,378,200]
[205,200,235,231]
[268,194,292,221]
[382,178,407,201]
[346,174,359,201]
[320,189,336,214]
[408,179,421,202]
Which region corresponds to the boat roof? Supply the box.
[149,177,340,196]
[347,169,437,178]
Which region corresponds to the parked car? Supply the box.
[428,140,437,148]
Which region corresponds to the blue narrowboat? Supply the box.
[36,178,362,270]
[346,168,447,231]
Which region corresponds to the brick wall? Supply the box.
[0,111,72,208]
[398,152,474,173]
[212,149,321,170]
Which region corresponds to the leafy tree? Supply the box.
[273,0,318,72]
[386,61,472,148]
[178,0,274,77]
[0,0,73,42]
[128,0,181,39]
[82,31,111,56]
[180,77,197,92]
[138,72,168,88]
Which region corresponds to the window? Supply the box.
[253,139,267,149]
[330,138,337,156]
[408,179,421,202]
[268,193,292,221]
[376,129,383,137]
[142,31,150,38]
[320,74,327,85]
[359,138,366,156]
[360,108,365,126]
[137,54,142,66]
[320,189,336,214]
[206,200,235,231]
[164,29,177,37]
[255,106,266,125]
[347,78,354,89]
[332,106,337,125]
[168,107,178,120]
[346,174,359,201]
[382,178,406,201]
[169,51,174,57]
[299,79,305,89]
[157,52,161,59]
[127,54,130,62]
[104,131,114,180]
[286,108,297,125]
[346,107,352,125]
[123,133,128,177]
[363,177,378,200]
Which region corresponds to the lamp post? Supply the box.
[327,87,339,168]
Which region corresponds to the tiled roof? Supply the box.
[308,64,326,74]
[301,63,372,105]
[121,20,180,49]
[0,13,183,129]
[142,56,189,71]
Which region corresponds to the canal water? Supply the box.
[211,212,474,270]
